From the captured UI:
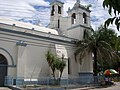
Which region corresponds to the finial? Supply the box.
[76,0,80,3]
[52,0,55,1]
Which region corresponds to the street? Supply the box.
[90,82,120,90]
[69,82,120,90]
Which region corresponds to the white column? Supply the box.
[16,41,27,78]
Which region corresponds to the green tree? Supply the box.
[112,36,120,70]
[103,0,120,30]
[98,26,120,67]
[97,26,117,48]
[115,36,120,53]
[55,59,66,84]
[96,26,120,69]
[46,50,66,85]
[46,50,56,80]
[74,30,117,76]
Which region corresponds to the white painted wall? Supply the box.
[79,53,93,73]
[48,0,93,78]
[67,48,79,77]
[0,0,93,81]
[0,28,70,79]
[67,27,84,40]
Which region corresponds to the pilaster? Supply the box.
[16,40,27,78]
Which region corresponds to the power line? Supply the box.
[0,15,33,19]
[0,15,50,21]
[0,4,35,11]
[0,9,35,14]
[0,7,50,12]
[0,3,50,10]
[0,10,50,16]
[0,7,49,17]
[0,9,50,19]
[0,7,50,13]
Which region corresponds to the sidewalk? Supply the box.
[68,82,120,90]
[0,87,11,90]
[66,83,98,90]
[68,86,95,90]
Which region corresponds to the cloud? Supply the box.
[0,0,35,19]
[24,0,50,6]
[80,0,110,28]
[63,0,110,29]
[0,0,118,32]
[0,0,50,25]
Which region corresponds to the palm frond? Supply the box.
[74,27,120,74]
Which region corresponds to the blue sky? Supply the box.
[0,0,117,31]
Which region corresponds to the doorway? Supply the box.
[0,54,8,86]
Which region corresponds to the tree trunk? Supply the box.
[59,70,63,85]
[93,49,98,76]
[93,48,98,83]
[51,68,56,85]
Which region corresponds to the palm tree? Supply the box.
[74,30,117,76]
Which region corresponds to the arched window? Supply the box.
[83,12,87,24]
[71,13,76,24]
[58,6,61,14]
[51,5,55,16]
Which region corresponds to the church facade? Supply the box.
[0,0,93,86]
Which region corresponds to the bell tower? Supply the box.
[48,0,64,31]
[67,0,91,40]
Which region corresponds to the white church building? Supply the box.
[0,0,93,86]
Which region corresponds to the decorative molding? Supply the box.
[67,24,92,30]
[0,27,75,44]
[16,40,27,47]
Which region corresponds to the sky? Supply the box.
[0,0,117,32]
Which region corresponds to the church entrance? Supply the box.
[0,54,8,86]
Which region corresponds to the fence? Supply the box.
[4,76,97,87]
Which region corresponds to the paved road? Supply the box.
[0,82,119,90]
[89,82,120,90]
[69,82,120,90]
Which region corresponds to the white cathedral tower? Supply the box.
[48,0,64,34]
[48,0,91,40]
